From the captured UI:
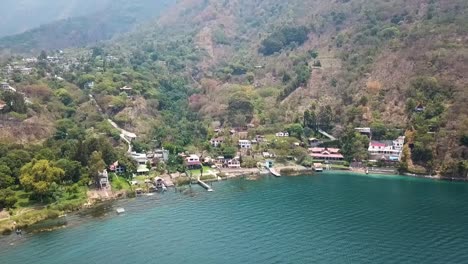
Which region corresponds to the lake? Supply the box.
[1,172,468,264]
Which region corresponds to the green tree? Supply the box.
[88,151,106,186]
[0,189,17,209]
[0,165,14,189]
[287,123,304,139]
[19,160,65,202]
[56,159,82,183]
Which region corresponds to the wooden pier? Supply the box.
[268,167,281,177]
[198,179,213,192]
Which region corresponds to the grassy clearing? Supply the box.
[110,175,132,191]
[189,166,214,177]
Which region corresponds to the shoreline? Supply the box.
[2,168,466,237]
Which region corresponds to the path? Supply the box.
[318,129,336,141]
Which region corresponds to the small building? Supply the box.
[275,132,289,137]
[308,138,321,147]
[137,165,150,175]
[185,154,202,169]
[238,140,252,149]
[120,85,133,91]
[99,169,109,188]
[146,148,169,162]
[309,147,344,161]
[227,158,241,169]
[215,156,225,165]
[355,127,372,138]
[210,137,224,147]
[131,152,148,165]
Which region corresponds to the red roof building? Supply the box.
[308,147,344,160]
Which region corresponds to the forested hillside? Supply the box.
[0,0,176,53]
[105,0,468,176]
[0,0,467,180]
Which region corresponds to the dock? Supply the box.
[198,179,213,192]
[268,167,281,177]
[313,163,323,172]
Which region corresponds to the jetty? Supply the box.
[198,179,213,192]
[268,167,281,177]
[313,163,324,172]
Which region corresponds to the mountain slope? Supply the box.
[0,0,112,37]
[108,0,467,175]
[0,0,176,53]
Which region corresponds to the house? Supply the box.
[355,127,372,138]
[227,158,241,169]
[0,82,16,93]
[215,156,225,165]
[20,67,33,75]
[309,147,344,161]
[137,164,150,175]
[99,169,109,188]
[109,161,125,174]
[308,138,321,147]
[130,152,148,165]
[185,154,202,169]
[239,140,252,149]
[147,148,169,162]
[120,85,133,91]
[0,100,6,111]
[368,136,405,162]
[276,132,289,137]
[210,137,224,147]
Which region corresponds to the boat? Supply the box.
[116,208,125,214]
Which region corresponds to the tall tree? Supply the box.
[19,160,64,202]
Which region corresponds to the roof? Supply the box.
[370,141,387,147]
[311,153,344,159]
[309,147,341,153]
[137,165,149,173]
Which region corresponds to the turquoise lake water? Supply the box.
[1,172,468,264]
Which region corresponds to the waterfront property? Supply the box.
[368,136,405,162]
[185,154,202,169]
[308,147,344,161]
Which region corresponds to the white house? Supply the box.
[210,137,224,147]
[275,132,289,137]
[238,140,252,149]
[368,136,406,162]
[130,152,148,165]
[227,158,241,168]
